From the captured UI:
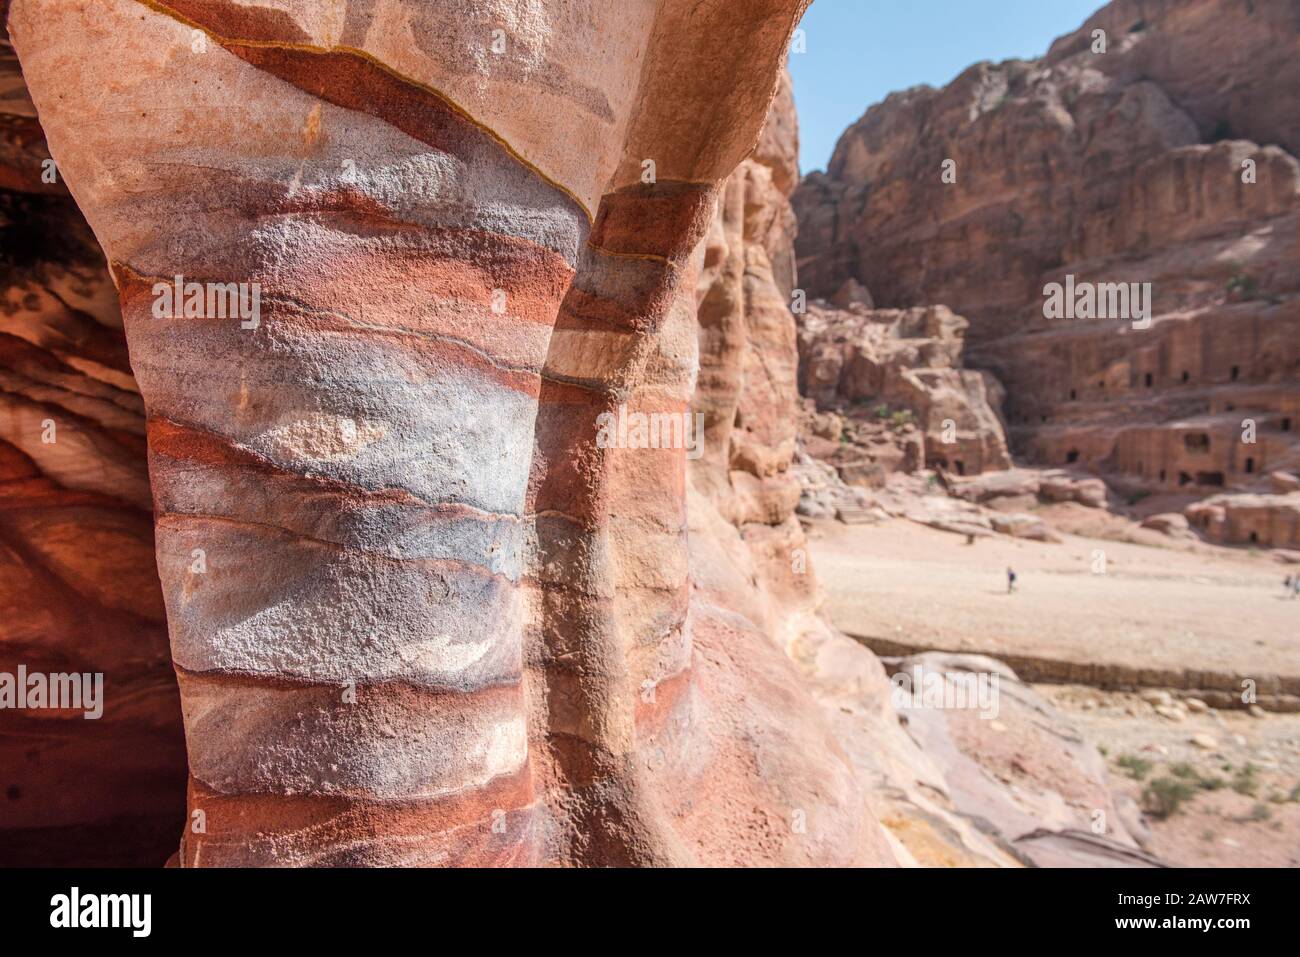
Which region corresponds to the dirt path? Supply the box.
[809,517,1299,694]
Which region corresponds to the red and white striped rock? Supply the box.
[9,0,892,866]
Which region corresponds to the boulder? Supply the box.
[1185,492,1300,548]
[989,512,1060,543]
[950,469,1042,503]
[1040,471,1110,509]
[1270,471,1300,494]
[1140,512,1195,538]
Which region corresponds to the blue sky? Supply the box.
[790,0,1105,172]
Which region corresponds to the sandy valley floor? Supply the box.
[809,514,1298,680]
[808,512,1300,867]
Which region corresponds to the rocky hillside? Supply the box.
[793,0,1300,546]
[797,301,1011,482]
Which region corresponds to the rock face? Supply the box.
[884,653,1156,867]
[7,0,907,867]
[1,0,1178,872]
[796,301,1011,480]
[1186,492,1300,548]
[0,31,185,865]
[688,133,1142,864]
[693,70,804,532]
[792,0,1300,539]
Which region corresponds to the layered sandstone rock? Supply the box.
[0,31,185,865]
[8,0,904,867]
[793,0,1300,535]
[1186,491,1300,548]
[688,104,1143,864]
[2,0,1177,871]
[883,652,1156,867]
[692,71,803,532]
[681,68,909,866]
[796,301,1011,482]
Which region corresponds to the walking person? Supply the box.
[1007,566,1017,594]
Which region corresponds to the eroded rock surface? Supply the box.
[2,0,1206,871]
[793,0,1300,539]
[796,301,1011,482]
[5,0,908,867]
[884,652,1157,867]
[0,30,185,866]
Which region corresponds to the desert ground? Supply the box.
[810,511,1298,682]
[811,512,1300,866]
[1045,685,1300,867]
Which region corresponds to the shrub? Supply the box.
[1226,271,1257,298]
[1143,776,1198,818]
[1170,762,1226,791]
[1117,754,1153,780]
[1232,763,1260,797]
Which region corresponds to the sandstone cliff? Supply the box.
[796,301,1011,482]
[1,0,1163,870]
[2,0,912,867]
[793,0,1300,544]
[687,78,1142,867]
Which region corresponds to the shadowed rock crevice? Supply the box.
[0,22,186,866]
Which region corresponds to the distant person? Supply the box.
[1286,575,1294,598]
[1007,567,1017,594]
